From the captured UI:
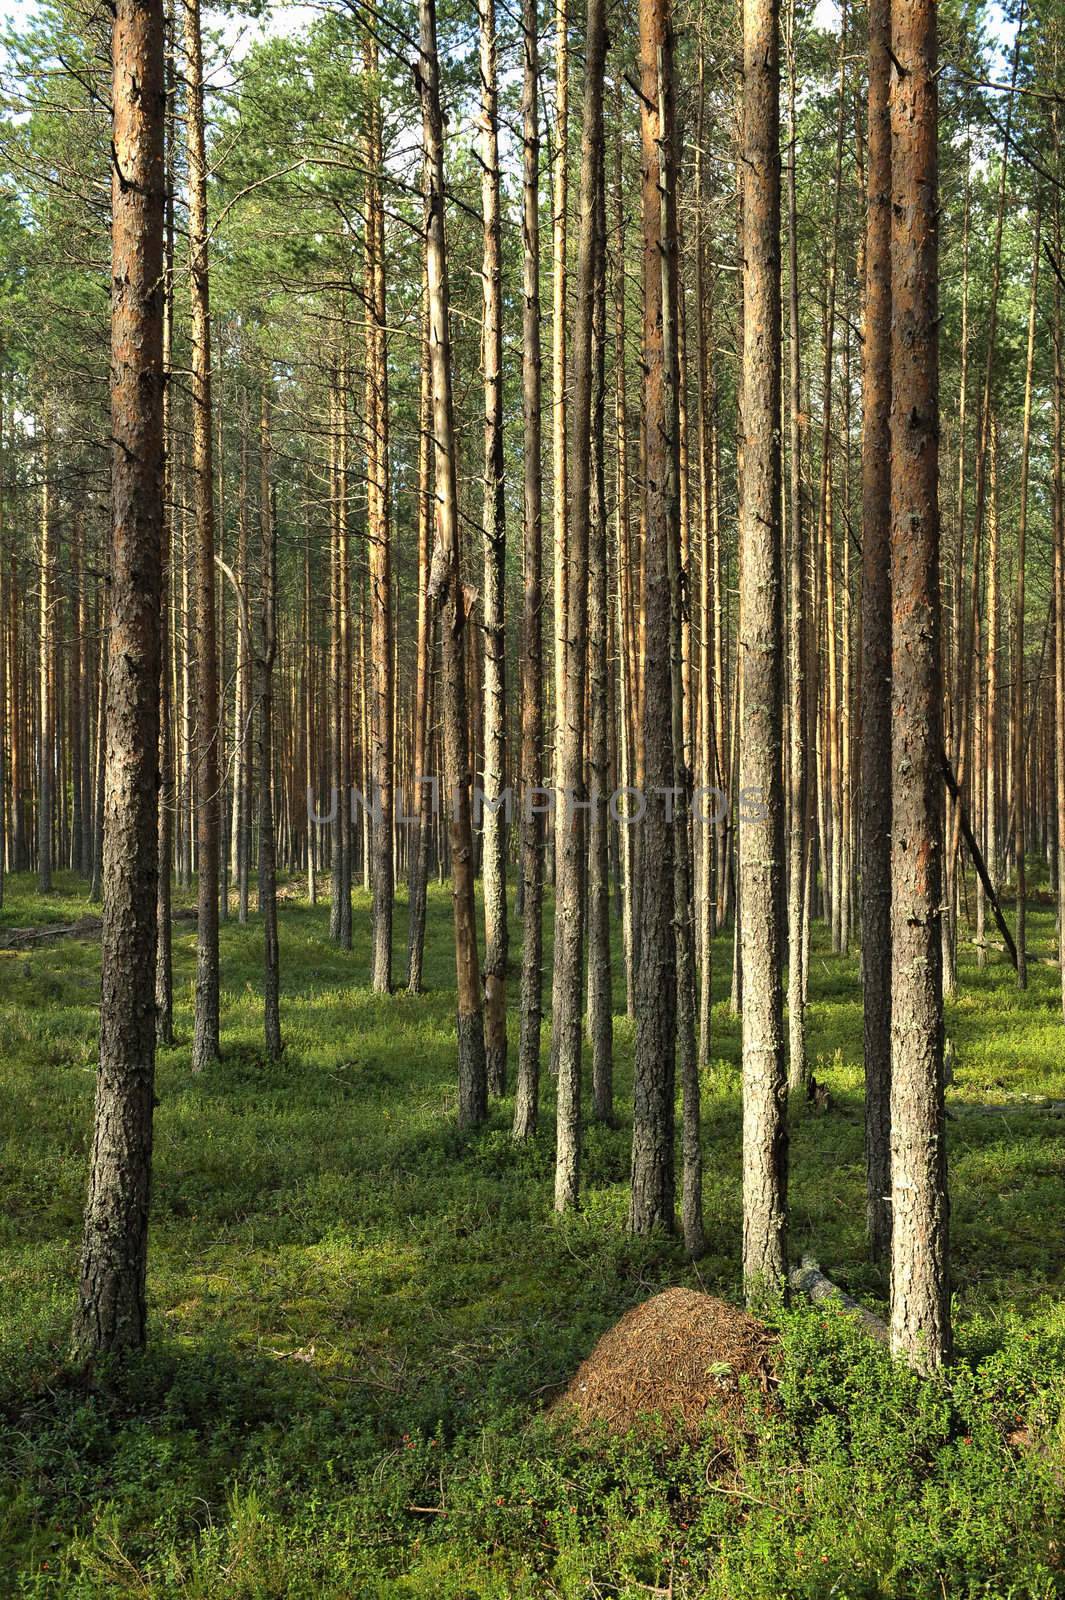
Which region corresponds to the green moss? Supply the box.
[0,873,1062,1595]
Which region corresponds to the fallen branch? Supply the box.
[941,753,1018,970]
[788,1256,889,1346]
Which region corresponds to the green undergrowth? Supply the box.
[0,870,1063,1596]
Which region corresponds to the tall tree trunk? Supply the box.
[364,43,393,991]
[630,0,679,1235]
[588,148,613,1125]
[551,0,569,891]
[739,0,787,1303]
[478,0,507,1083]
[513,0,544,1139]
[416,0,487,1124]
[38,422,53,894]
[1014,201,1041,992]
[1049,103,1055,1024]
[889,0,950,1374]
[257,382,281,1058]
[861,0,892,1264]
[157,36,175,1046]
[185,0,220,1073]
[785,0,808,1094]
[73,0,165,1358]
[552,0,607,1211]
[407,269,434,995]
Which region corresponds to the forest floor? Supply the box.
[1,871,1064,1597]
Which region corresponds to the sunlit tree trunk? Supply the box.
[553,0,607,1210]
[417,0,487,1123]
[513,0,544,1139]
[889,0,950,1374]
[739,0,787,1304]
[73,0,165,1358]
[185,0,220,1073]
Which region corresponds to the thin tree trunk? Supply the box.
[407,269,434,995]
[860,0,892,1263]
[553,0,607,1211]
[185,0,220,1073]
[478,0,507,1083]
[630,0,679,1236]
[588,149,613,1125]
[785,0,808,1094]
[416,0,487,1124]
[257,382,281,1058]
[513,0,544,1139]
[739,0,787,1304]
[38,423,53,894]
[364,41,394,992]
[1014,201,1041,992]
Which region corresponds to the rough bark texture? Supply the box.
[407,274,433,996]
[73,0,165,1359]
[630,0,678,1236]
[588,160,613,1125]
[513,0,544,1140]
[739,0,788,1304]
[365,40,394,994]
[477,0,508,1088]
[861,0,892,1264]
[1013,203,1040,994]
[417,0,487,1125]
[257,384,281,1059]
[38,427,53,894]
[888,0,950,1374]
[552,0,607,1212]
[785,0,808,1096]
[185,0,220,1074]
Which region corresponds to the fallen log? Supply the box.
[788,1255,890,1346]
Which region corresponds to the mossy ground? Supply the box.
[0,869,1063,1596]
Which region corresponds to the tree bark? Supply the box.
[861,0,892,1264]
[416,0,487,1124]
[513,0,544,1139]
[888,0,950,1374]
[365,42,394,992]
[477,0,507,1083]
[257,382,281,1058]
[739,0,788,1303]
[552,0,607,1210]
[630,0,679,1236]
[73,0,165,1359]
[185,0,220,1073]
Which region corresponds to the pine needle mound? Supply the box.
[555,1288,777,1444]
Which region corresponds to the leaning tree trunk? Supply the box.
[860,0,892,1265]
[630,0,679,1236]
[73,0,165,1359]
[513,0,544,1140]
[416,0,487,1124]
[888,0,950,1375]
[739,0,788,1305]
[185,0,220,1073]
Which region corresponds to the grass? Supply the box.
[0,867,1063,1596]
